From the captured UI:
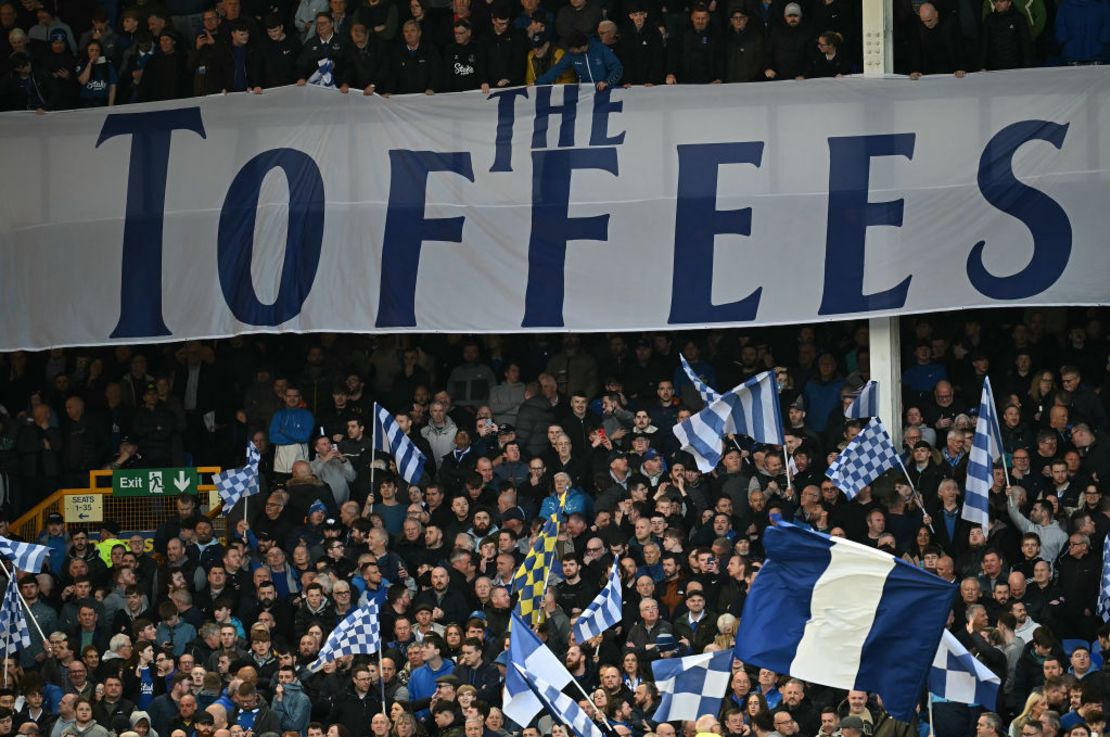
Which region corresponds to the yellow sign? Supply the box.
[64,494,103,524]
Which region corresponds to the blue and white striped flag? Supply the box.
[652,650,733,722]
[0,537,49,574]
[734,521,955,721]
[1097,533,1110,622]
[504,611,576,727]
[511,664,605,737]
[963,377,1003,529]
[929,630,1001,707]
[307,597,380,671]
[673,371,784,473]
[680,354,721,406]
[214,440,261,515]
[844,380,879,419]
[572,561,622,643]
[373,402,426,485]
[0,576,30,653]
[825,418,900,500]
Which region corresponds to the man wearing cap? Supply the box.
[617,0,664,84]
[672,588,717,655]
[840,715,866,737]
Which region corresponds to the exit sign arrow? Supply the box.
[173,471,190,492]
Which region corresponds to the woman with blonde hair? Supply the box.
[1009,691,1048,737]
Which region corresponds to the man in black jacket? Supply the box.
[665,4,723,83]
[257,13,301,88]
[391,20,439,94]
[326,666,381,737]
[764,2,811,79]
[906,2,967,77]
[339,22,388,93]
[979,0,1032,69]
[618,1,664,85]
[452,638,500,705]
[485,7,526,88]
[296,12,345,85]
[442,19,487,92]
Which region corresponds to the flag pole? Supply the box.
[926,694,936,737]
[894,456,934,534]
[0,559,47,643]
[377,646,387,715]
[370,403,378,515]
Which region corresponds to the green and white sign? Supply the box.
[113,468,200,497]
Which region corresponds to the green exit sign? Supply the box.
[113,468,201,497]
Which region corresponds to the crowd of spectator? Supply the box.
[1,0,1107,111]
[0,309,1109,737]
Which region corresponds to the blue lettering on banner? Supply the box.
[968,119,1072,300]
[589,88,626,147]
[377,150,476,328]
[217,148,325,326]
[669,142,765,325]
[523,147,619,327]
[532,85,579,150]
[96,107,207,339]
[488,87,529,173]
[819,133,916,316]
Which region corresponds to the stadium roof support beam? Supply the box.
[862,0,894,74]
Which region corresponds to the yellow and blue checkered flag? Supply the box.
[512,516,559,625]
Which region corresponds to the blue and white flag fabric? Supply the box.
[824,418,900,500]
[512,661,608,737]
[1098,533,1110,622]
[651,650,733,722]
[307,597,380,672]
[929,630,1001,707]
[214,440,261,515]
[373,402,427,485]
[673,371,784,473]
[0,576,30,653]
[844,380,879,419]
[0,537,49,574]
[504,611,576,727]
[572,561,622,643]
[963,377,1003,529]
[680,354,721,406]
[734,521,955,721]
[512,664,606,737]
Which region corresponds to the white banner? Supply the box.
[2,67,1109,351]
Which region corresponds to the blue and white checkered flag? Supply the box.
[214,441,260,516]
[374,403,426,485]
[680,354,721,406]
[307,57,335,87]
[1098,534,1110,622]
[512,664,606,737]
[929,630,1001,706]
[652,650,733,722]
[573,561,622,643]
[0,537,49,574]
[0,576,31,653]
[844,380,879,419]
[825,417,900,500]
[963,377,1003,529]
[308,597,380,672]
[673,371,784,472]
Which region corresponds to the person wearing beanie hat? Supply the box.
[763,0,810,80]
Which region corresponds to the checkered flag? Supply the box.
[214,441,261,515]
[1098,534,1110,622]
[0,537,49,574]
[0,576,31,654]
[681,354,721,406]
[825,417,900,500]
[308,598,381,672]
[652,650,733,722]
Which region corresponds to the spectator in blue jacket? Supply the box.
[1055,0,1110,64]
[534,30,622,89]
[268,386,314,481]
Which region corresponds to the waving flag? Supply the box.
[307,598,381,672]
[512,517,559,626]
[503,611,577,727]
[572,561,622,643]
[680,354,721,406]
[0,576,31,654]
[652,650,733,722]
[825,418,900,499]
[734,521,955,721]
[673,371,784,472]
[963,377,1003,528]
[214,440,261,515]
[512,664,605,737]
[1098,534,1110,623]
[844,380,879,419]
[373,402,427,485]
[929,630,1001,707]
[0,537,49,574]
